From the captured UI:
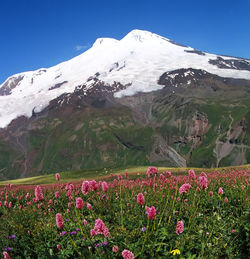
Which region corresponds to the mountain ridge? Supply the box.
[1,29,250,128]
[0,29,250,180]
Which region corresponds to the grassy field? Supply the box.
[0,164,249,185]
[0,164,249,258]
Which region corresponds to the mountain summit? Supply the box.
[1,29,250,128]
[1,30,250,180]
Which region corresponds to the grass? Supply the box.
[0,164,249,186]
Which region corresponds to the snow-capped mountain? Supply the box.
[1,29,250,129]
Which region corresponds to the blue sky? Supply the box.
[1,0,250,83]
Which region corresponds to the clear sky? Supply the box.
[1,0,250,83]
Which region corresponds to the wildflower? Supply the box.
[117,174,122,181]
[101,181,108,192]
[60,231,67,236]
[76,197,84,209]
[141,227,146,232]
[56,173,60,181]
[145,206,156,220]
[188,169,196,179]
[232,229,236,233]
[90,229,96,236]
[55,191,59,199]
[87,202,92,210]
[91,218,110,237]
[225,197,228,203]
[199,176,208,189]
[209,191,213,197]
[170,249,180,255]
[8,235,15,240]
[176,221,184,235]
[146,166,158,177]
[81,181,89,195]
[3,252,10,259]
[89,180,99,191]
[66,190,72,197]
[218,187,223,195]
[112,245,118,253]
[57,244,61,251]
[200,172,207,177]
[165,171,172,177]
[102,241,108,246]
[179,183,192,194]
[35,185,44,201]
[56,213,64,229]
[83,219,88,226]
[122,249,134,259]
[137,193,145,206]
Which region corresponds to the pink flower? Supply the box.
[176,221,184,235]
[146,167,158,177]
[137,193,145,206]
[76,197,84,209]
[232,229,236,233]
[81,181,89,195]
[225,197,228,203]
[122,249,134,259]
[101,181,108,192]
[200,172,207,177]
[57,244,61,251]
[87,202,92,210]
[56,173,60,181]
[188,169,196,179]
[56,213,64,229]
[112,245,118,253]
[55,191,59,199]
[209,191,213,197]
[35,185,44,201]
[218,187,223,195]
[3,252,10,259]
[117,174,122,181]
[90,229,96,236]
[165,171,172,177]
[69,184,74,191]
[83,219,88,226]
[91,218,110,237]
[199,176,208,189]
[89,180,99,191]
[179,183,192,194]
[146,206,156,220]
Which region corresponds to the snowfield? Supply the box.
[1,29,250,128]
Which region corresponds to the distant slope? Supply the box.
[1,165,249,185]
